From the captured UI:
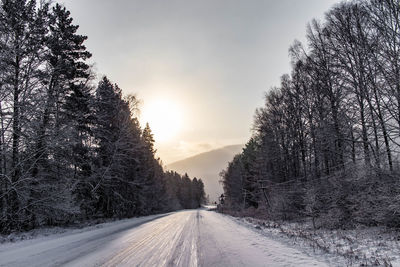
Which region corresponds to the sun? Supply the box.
[141,99,183,142]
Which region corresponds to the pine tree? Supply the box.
[0,0,207,233]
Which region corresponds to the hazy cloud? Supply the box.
[62,0,341,163]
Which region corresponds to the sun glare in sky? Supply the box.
[61,0,341,162]
[141,99,183,143]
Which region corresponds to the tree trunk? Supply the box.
[10,54,21,223]
[359,97,371,166]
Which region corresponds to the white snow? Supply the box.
[0,210,328,267]
[236,217,400,266]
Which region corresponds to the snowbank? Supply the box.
[235,216,399,266]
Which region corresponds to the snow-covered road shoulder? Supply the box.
[234,216,400,266]
[198,211,327,267]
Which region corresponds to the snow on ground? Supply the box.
[0,217,157,244]
[202,205,217,210]
[0,209,328,267]
[236,216,400,266]
[198,210,327,267]
[0,213,170,267]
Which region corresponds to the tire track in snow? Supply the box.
[0,210,328,267]
[102,210,199,267]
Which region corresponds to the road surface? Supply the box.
[0,210,327,266]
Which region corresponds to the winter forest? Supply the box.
[0,1,205,233]
[3,0,400,265]
[221,0,400,229]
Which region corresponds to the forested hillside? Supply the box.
[221,0,400,228]
[168,145,243,202]
[0,0,204,233]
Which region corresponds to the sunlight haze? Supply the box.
[140,98,183,142]
[61,0,341,163]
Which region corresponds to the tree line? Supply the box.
[0,0,205,233]
[221,0,400,229]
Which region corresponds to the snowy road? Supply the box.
[0,210,327,267]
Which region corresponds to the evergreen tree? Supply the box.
[0,0,206,233]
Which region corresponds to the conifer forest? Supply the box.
[0,1,205,233]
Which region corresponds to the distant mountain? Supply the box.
[166,144,243,202]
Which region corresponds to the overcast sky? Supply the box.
[61,0,340,164]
